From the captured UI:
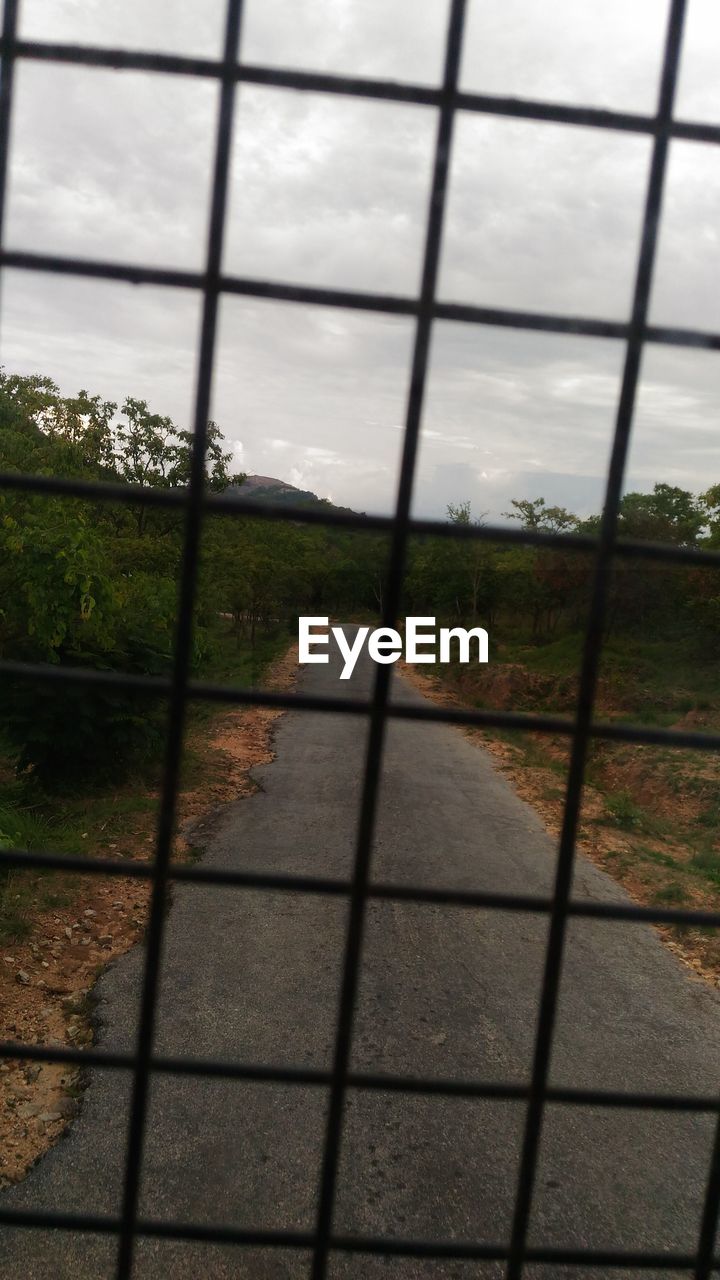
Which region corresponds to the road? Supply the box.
[1,635,720,1278]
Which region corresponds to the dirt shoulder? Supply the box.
[0,643,297,1189]
[400,660,720,991]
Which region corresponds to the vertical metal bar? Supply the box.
[309,4,467,1277]
[695,1117,720,1280]
[0,0,19,250]
[113,4,244,1277]
[505,4,689,1278]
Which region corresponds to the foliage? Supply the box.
[2,363,720,790]
[0,371,207,785]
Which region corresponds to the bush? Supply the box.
[0,676,168,789]
[0,574,179,789]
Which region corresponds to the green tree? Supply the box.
[618,484,703,546]
[503,496,578,534]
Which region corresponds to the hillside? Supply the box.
[236,475,321,505]
[230,474,358,515]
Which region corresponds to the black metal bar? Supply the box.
[2,835,720,930]
[0,0,19,252]
[4,246,720,354]
[696,1117,720,1279]
[112,4,244,1276]
[5,448,720,568]
[0,1203,717,1271]
[0,455,718,553]
[4,1034,720,1116]
[4,32,720,149]
[310,5,468,1274]
[506,5,690,1278]
[5,652,720,753]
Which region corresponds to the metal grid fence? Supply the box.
[0,0,719,1275]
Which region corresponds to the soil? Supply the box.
[399,660,720,990]
[0,643,297,1189]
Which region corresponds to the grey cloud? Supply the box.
[241,0,448,85]
[440,117,652,320]
[2,0,719,521]
[224,89,436,293]
[650,139,720,331]
[19,0,225,58]
[1,271,202,426]
[676,0,720,123]
[7,60,217,270]
[413,462,609,523]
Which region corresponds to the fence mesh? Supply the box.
[1,0,719,1275]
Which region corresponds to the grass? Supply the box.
[697,796,720,828]
[635,844,679,870]
[690,846,720,872]
[0,763,111,944]
[689,846,720,888]
[495,625,720,729]
[0,619,291,945]
[0,796,78,857]
[188,622,289,730]
[203,620,290,686]
[0,783,85,944]
[423,619,720,975]
[652,881,690,906]
[603,789,644,830]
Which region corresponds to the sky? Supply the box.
[1,0,719,520]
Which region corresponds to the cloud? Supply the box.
[2,0,719,521]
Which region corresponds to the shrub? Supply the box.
[0,574,179,789]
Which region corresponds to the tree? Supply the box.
[617,484,703,546]
[114,401,243,534]
[503,496,578,534]
[501,497,582,638]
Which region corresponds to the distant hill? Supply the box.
[228,475,359,516]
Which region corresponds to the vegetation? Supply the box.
[2,365,719,964]
[4,367,720,745]
[4,366,720,776]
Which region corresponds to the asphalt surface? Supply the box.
[2,633,720,1279]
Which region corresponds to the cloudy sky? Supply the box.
[1,0,719,519]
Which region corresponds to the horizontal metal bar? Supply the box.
[0,1206,313,1249]
[3,35,720,150]
[0,1205,714,1269]
[3,39,444,107]
[0,845,357,892]
[3,839,720,929]
[643,322,720,353]
[0,1039,718,1114]
[4,248,720,357]
[333,1242,711,1269]
[439,300,720,352]
[3,463,720,574]
[0,247,202,289]
[4,462,720,568]
[456,91,720,145]
[0,250,419,315]
[1,656,720,755]
[334,1238,712,1268]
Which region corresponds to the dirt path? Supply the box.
[2,634,720,1278]
[0,644,297,1189]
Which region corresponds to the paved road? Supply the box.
[2,635,720,1278]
